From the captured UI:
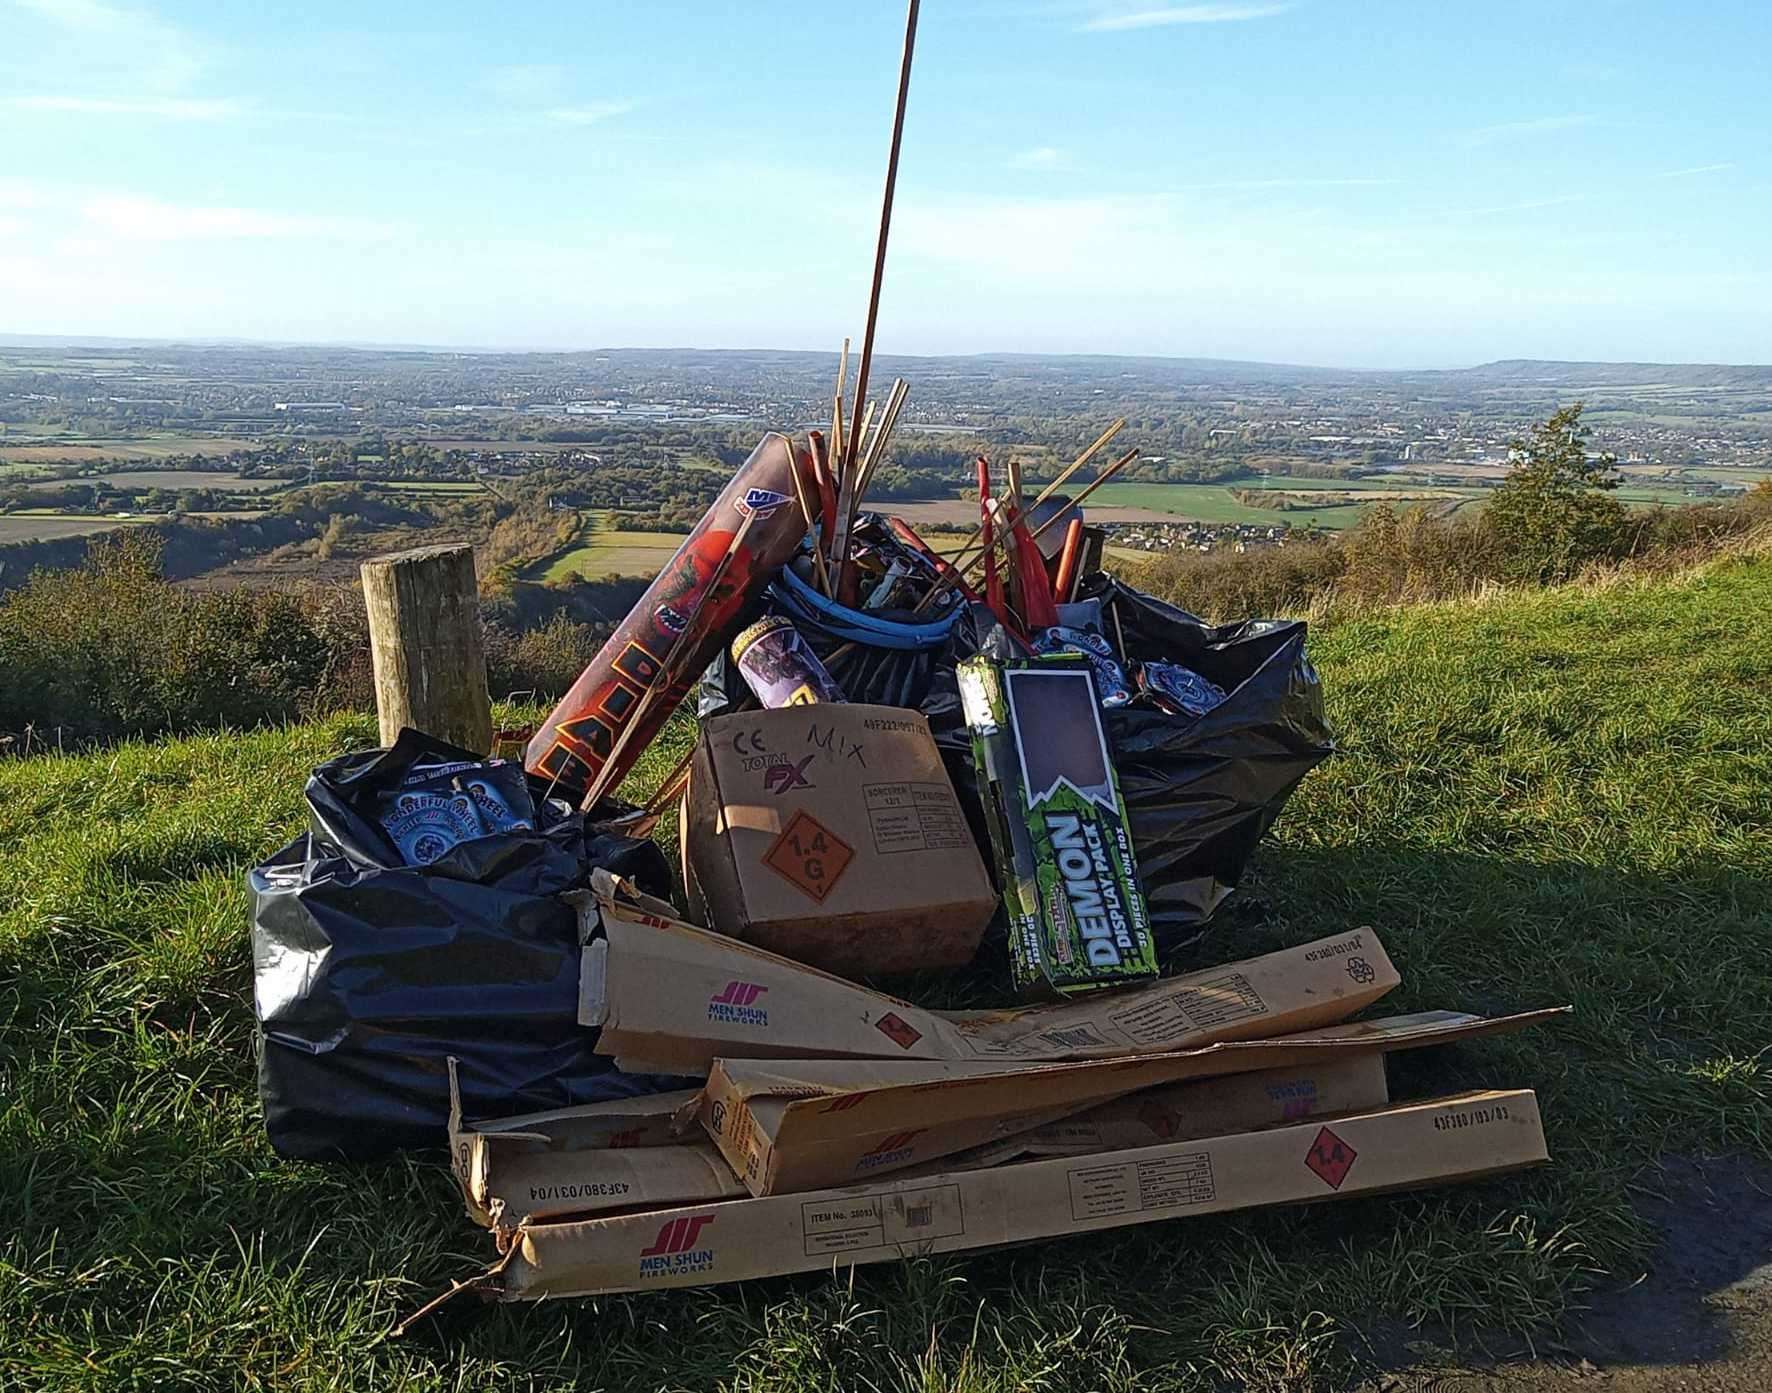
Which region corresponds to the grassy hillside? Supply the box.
[3,556,1770,1391]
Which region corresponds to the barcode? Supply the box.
[904,1201,934,1228]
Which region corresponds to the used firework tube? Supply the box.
[525,433,809,800]
[1052,516,1084,602]
[979,458,1004,620]
[732,616,847,708]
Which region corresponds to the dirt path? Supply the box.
[1362,1156,1772,1392]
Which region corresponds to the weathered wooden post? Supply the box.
[360,543,493,754]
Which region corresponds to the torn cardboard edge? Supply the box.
[701,1006,1566,1195]
[576,873,1403,1075]
[449,1054,1393,1233]
[491,1088,1549,1300]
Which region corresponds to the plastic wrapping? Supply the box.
[249,729,679,1162]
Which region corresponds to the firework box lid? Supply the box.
[576,873,1402,1076]
[699,1008,1563,1195]
[681,705,996,977]
[492,1089,1549,1299]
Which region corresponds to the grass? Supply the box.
[2,557,1771,1389]
[534,510,686,580]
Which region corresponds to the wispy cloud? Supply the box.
[81,194,398,241]
[1435,193,1586,219]
[547,101,634,126]
[1082,3,1290,31]
[9,95,237,119]
[15,0,205,93]
[1654,162,1734,179]
[1010,146,1065,170]
[1179,176,1397,190]
[1462,114,1596,147]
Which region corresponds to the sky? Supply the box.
[0,0,1768,369]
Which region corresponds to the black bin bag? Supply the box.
[249,729,677,1162]
[1070,575,1334,939]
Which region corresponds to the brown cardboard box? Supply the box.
[496,1089,1549,1299]
[682,705,997,976]
[447,1083,707,1230]
[577,874,1402,1075]
[700,1008,1563,1194]
[934,1052,1392,1169]
[448,1057,1386,1235]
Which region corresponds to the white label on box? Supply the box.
[800,1186,966,1256]
[1067,1152,1216,1220]
[863,782,971,854]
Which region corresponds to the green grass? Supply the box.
[1090,481,1387,530]
[534,510,687,580]
[3,558,1771,1389]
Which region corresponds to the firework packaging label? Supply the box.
[958,654,1156,997]
[525,433,809,803]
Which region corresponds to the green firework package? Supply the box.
[958,654,1156,997]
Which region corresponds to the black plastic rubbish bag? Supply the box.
[249,729,677,1162]
[1068,575,1334,939]
[702,571,1333,945]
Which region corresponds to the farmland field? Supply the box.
[0,515,133,542]
[532,510,684,580]
[0,435,253,464]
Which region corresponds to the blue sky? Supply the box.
[1,0,1767,367]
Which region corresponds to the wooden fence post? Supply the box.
[360,543,493,754]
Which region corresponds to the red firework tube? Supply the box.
[1011,506,1059,630]
[525,433,806,801]
[1052,515,1084,603]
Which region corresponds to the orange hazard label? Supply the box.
[762,810,854,903]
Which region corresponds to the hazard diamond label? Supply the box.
[874,1011,924,1050]
[762,810,854,903]
[1304,1126,1358,1189]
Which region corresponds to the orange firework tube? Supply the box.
[1052,515,1084,602]
[526,432,808,801]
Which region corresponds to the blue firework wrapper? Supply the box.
[1032,626,1133,707]
[1137,662,1228,719]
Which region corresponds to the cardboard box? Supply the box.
[496,1089,1549,1299]
[682,705,997,977]
[447,1085,724,1231]
[934,1053,1392,1169]
[448,1056,1385,1235]
[577,873,1402,1075]
[958,653,1156,996]
[701,1008,1562,1195]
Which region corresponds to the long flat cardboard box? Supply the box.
[496,1089,1549,1299]
[576,874,1400,1075]
[931,1052,1391,1169]
[702,1008,1564,1195]
[450,1056,1388,1233]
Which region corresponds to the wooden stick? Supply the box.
[829,399,875,594]
[578,513,758,811]
[832,337,849,475]
[784,431,830,595]
[854,377,908,509]
[844,0,921,471]
[911,417,1126,612]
